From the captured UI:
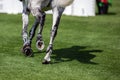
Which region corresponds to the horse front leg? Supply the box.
[36,12,46,51]
[42,7,65,64]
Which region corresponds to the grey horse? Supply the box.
[19,0,74,64]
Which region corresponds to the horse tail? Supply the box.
[56,0,74,7]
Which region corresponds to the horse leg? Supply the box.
[29,19,39,44]
[42,7,65,64]
[22,12,34,56]
[36,12,46,51]
[21,1,33,57]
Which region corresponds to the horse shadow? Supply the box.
[51,46,103,64]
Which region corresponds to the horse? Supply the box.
[19,0,74,64]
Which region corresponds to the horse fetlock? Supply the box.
[43,50,52,64]
[36,35,45,51]
[36,34,43,41]
[36,40,45,51]
[22,31,28,43]
[46,44,53,53]
[42,45,53,64]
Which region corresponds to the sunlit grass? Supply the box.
[0,0,120,79]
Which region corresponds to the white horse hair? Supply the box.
[20,0,74,64]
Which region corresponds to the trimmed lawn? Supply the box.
[0,0,120,80]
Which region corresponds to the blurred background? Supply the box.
[0,0,114,16]
[0,0,97,16]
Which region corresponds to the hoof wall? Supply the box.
[24,48,33,57]
[22,45,33,57]
[42,60,50,64]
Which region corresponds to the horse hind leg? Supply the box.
[22,12,33,57]
[22,18,39,57]
[36,12,46,51]
[21,3,33,57]
[22,18,40,57]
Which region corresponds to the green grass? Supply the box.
[0,0,120,80]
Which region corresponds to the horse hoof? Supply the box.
[36,40,45,51]
[42,60,50,64]
[24,47,33,57]
[22,44,33,57]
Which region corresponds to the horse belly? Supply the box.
[29,0,50,9]
[29,0,51,16]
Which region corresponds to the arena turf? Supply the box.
[0,0,120,80]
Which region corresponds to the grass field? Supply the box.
[0,0,120,80]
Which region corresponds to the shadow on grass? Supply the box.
[51,46,103,64]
